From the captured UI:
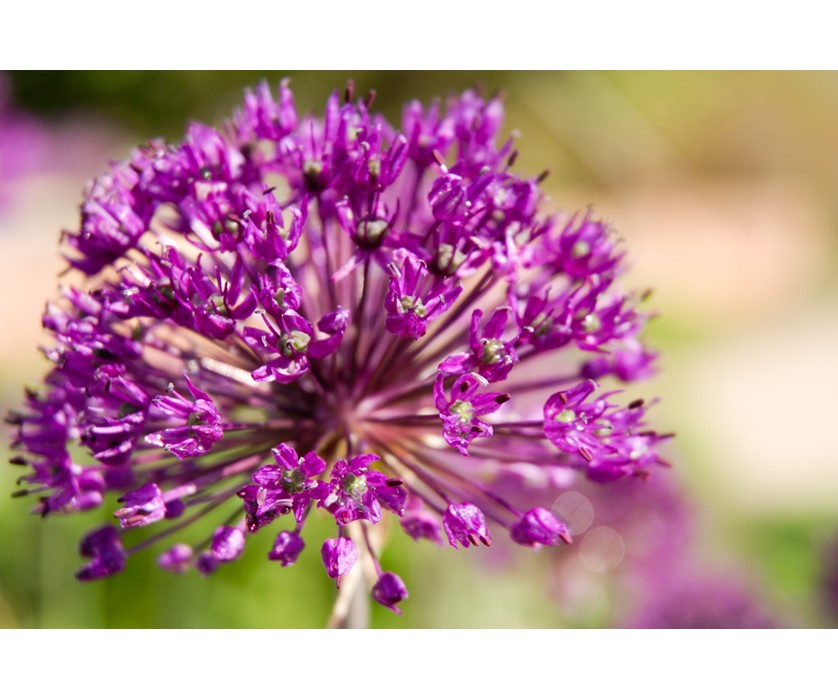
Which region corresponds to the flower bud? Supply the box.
[510,508,572,547]
[372,572,409,614]
[268,531,305,566]
[321,537,357,580]
[442,502,491,548]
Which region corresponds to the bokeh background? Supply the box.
[1,71,837,628]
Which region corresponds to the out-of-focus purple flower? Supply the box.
[543,380,669,481]
[235,79,297,141]
[581,338,658,383]
[400,496,445,545]
[8,79,667,618]
[210,526,246,562]
[510,507,572,547]
[519,471,780,629]
[76,526,125,581]
[158,544,193,573]
[524,211,624,281]
[196,552,221,576]
[624,573,777,629]
[0,76,48,210]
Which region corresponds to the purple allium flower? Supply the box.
[434,373,510,455]
[385,253,461,339]
[237,443,327,532]
[438,307,519,383]
[113,482,166,528]
[8,80,669,618]
[145,375,224,459]
[315,453,407,525]
[543,380,668,481]
[0,75,48,211]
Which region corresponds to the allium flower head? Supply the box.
[8,79,669,618]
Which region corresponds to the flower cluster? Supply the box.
[8,80,668,617]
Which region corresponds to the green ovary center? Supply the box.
[450,400,474,424]
[480,338,505,364]
[399,295,427,317]
[341,473,368,499]
[555,408,576,423]
[281,330,311,357]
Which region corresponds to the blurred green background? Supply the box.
[1,71,837,628]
